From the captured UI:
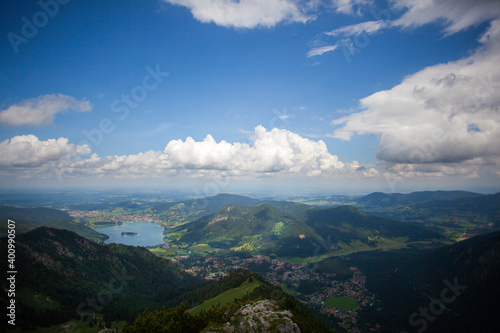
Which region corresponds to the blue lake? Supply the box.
[95,222,166,247]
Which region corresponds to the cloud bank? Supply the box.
[0,94,92,127]
[0,126,373,180]
[0,135,90,169]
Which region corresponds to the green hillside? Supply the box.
[350,230,500,332]
[190,279,263,314]
[0,227,202,330]
[167,203,444,259]
[173,204,322,257]
[415,192,500,216]
[0,205,108,243]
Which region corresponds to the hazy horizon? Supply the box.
[1,185,499,200]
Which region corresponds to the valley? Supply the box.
[1,190,499,332]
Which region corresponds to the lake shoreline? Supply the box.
[95,221,166,247]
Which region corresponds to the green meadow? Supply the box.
[324,296,360,311]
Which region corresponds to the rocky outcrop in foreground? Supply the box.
[205,299,301,333]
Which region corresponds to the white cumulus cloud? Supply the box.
[161,125,347,176]
[162,0,314,28]
[331,19,500,173]
[0,94,93,127]
[0,126,368,180]
[0,135,91,168]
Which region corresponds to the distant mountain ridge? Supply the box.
[0,205,71,222]
[0,205,108,242]
[152,193,261,215]
[415,191,500,215]
[357,190,484,207]
[170,203,443,257]
[150,193,313,226]
[356,191,500,240]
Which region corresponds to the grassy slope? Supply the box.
[190,280,264,314]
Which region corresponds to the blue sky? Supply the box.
[1,0,500,194]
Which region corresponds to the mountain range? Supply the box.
[63,190,499,243]
[356,191,500,240]
[356,190,484,207]
[169,203,443,258]
[154,191,500,241]
[148,193,312,227]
